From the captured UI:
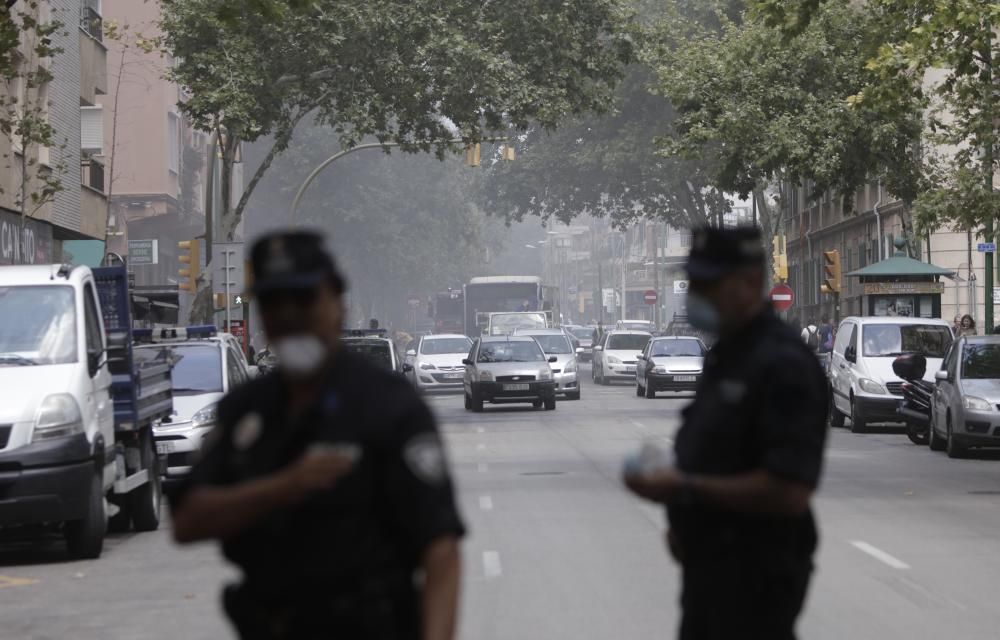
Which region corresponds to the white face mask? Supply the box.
[272,334,327,377]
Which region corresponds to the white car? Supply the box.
[134,329,252,478]
[828,316,952,432]
[407,334,473,393]
[514,328,581,400]
[593,330,652,385]
[635,336,706,398]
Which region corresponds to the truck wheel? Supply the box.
[130,431,162,532]
[849,396,867,433]
[65,471,106,560]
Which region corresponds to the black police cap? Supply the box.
[684,226,765,281]
[249,230,346,295]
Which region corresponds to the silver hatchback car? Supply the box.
[463,336,558,411]
[930,335,1000,458]
[514,328,581,400]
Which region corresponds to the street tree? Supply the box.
[160,0,632,321]
[0,2,66,220]
[647,0,924,273]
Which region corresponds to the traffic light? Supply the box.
[464,143,481,167]
[772,236,788,283]
[821,250,841,294]
[177,239,200,292]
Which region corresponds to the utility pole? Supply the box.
[652,222,661,329]
[985,17,995,334]
[620,230,628,323]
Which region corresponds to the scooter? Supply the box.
[892,353,934,445]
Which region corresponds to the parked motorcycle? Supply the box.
[892,353,934,445]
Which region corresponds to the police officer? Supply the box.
[169,230,465,640]
[624,226,828,640]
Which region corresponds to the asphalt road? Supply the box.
[3,364,1000,639]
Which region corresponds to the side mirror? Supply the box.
[636,353,645,360]
[576,347,584,354]
[406,349,416,357]
[593,345,603,352]
[87,349,104,376]
[402,363,414,373]
[845,346,857,363]
[462,358,473,366]
[934,370,948,382]
[548,356,558,363]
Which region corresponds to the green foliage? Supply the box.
[0,2,65,215]
[160,0,633,241]
[649,0,923,207]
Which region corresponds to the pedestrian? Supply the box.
[593,323,602,344]
[817,317,835,353]
[959,314,978,337]
[624,226,828,640]
[169,230,465,640]
[800,318,820,351]
[369,317,380,331]
[952,314,963,335]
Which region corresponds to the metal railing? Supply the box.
[82,158,105,192]
[80,4,103,42]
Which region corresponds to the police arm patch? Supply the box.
[403,433,448,485]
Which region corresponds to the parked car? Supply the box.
[514,328,581,400]
[635,336,706,398]
[592,330,652,385]
[463,336,557,411]
[930,335,1000,458]
[406,333,473,393]
[828,316,952,432]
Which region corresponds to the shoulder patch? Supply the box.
[232,412,264,450]
[403,433,448,485]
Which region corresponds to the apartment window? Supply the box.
[167,112,180,174]
[80,105,103,154]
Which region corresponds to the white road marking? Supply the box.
[479,495,494,511]
[851,541,910,570]
[478,462,488,473]
[483,551,503,579]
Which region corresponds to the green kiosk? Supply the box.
[845,238,953,318]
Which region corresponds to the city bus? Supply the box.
[463,276,559,337]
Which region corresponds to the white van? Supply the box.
[829,316,953,432]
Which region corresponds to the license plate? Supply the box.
[155,441,175,455]
[503,383,530,391]
[445,373,464,379]
[625,367,635,374]
[674,375,696,382]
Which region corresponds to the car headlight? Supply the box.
[192,404,219,428]
[479,370,494,382]
[964,396,993,411]
[420,363,437,370]
[538,369,552,381]
[564,359,577,373]
[33,394,84,442]
[607,356,622,364]
[654,366,667,374]
[858,379,886,395]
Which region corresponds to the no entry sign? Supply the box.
[643,289,658,305]
[770,284,795,312]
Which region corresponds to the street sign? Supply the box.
[979,243,997,253]
[568,285,578,295]
[993,287,1000,305]
[643,289,658,305]
[673,280,689,295]
[602,288,616,310]
[770,283,795,312]
[127,239,158,265]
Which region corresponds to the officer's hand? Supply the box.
[623,467,682,503]
[281,450,354,501]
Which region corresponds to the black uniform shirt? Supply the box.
[669,309,828,566]
[169,350,466,598]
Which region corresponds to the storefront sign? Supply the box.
[863,282,944,296]
[0,210,54,265]
[128,239,159,265]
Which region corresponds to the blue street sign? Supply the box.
[977,243,996,253]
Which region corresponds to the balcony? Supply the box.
[82,158,105,193]
[79,5,107,101]
[80,3,102,42]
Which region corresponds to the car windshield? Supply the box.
[135,344,223,394]
[650,339,704,357]
[527,334,573,354]
[342,339,394,369]
[961,344,1000,379]
[569,327,593,340]
[421,337,472,355]
[862,324,952,357]
[0,286,77,365]
[607,334,651,351]
[477,341,545,363]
